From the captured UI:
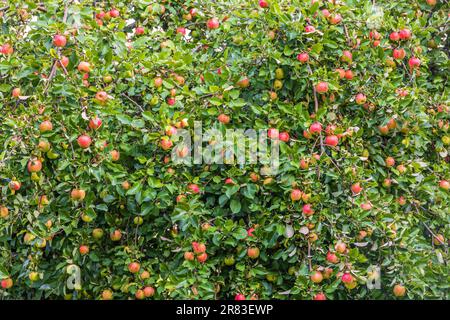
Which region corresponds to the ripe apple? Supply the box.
[77,135,92,149]
[160,137,173,150]
[393,48,406,60]
[426,0,436,5]
[344,70,353,80]
[408,57,420,69]
[89,117,102,130]
[207,18,220,29]
[218,114,230,124]
[70,189,86,201]
[341,273,353,283]
[389,32,400,41]
[144,286,155,297]
[341,50,352,63]
[197,253,208,263]
[279,131,290,142]
[140,271,150,280]
[1,278,13,289]
[27,159,42,173]
[302,204,314,216]
[290,189,303,201]
[192,242,206,253]
[77,61,91,73]
[58,56,69,68]
[355,93,367,105]
[187,183,200,194]
[297,52,309,63]
[393,284,406,297]
[311,271,323,283]
[167,97,176,105]
[305,25,315,33]
[102,289,113,300]
[235,293,246,300]
[128,262,140,274]
[236,77,250,88]
[268,128,279,139]
[309,122,322,134]
[109,8,120,18]
[79,245,89,255]
[135,289,145,300]
[315,82,329,93]
[0,206,9,218]
[39,120,53,133]
[329,14,342,25]
[397,196,406,206]
[154,77,163,88]
[135,27,145,35]
[399,28,411,40]
[385,156,395,167]
[326,252,339,264]
[300,159,309,170]
[439,180,449,190]
[259,0,269,8]
[176,27,186,35]
[95,91,108,103]
[53,34,67,47]
[184,251,195,261]
[360,202,373,210]
[335,241,346,253]
[247,247,260,259]
[12,87,21,98]
[313,292,326,300]
[325,135,339,146]
[110,150,120,161]
[9,180,21,191]
[351,183,363,195]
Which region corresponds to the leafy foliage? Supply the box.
[0,0,449,300]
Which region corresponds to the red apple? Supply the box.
[315,82,329,93]
[389,32,400,41]
[184,251,195,261]
[267,128,279,140]
[326,252,339,264]
[279,131,290,142]
[408,57,420,69]
[188,183,200,194]
[247,247,260,259]
[399,28,411,40]
[53,34,67,47]
[128,262,141,274]
[135,27,145,35]
[439,180,449,190]
[235,293,246,300]
[351,183,363,195]
[79,245,89,255]
[393,48,406,60]
[207,18,220,29]
[311,271,323,283]
[259,0,269,8]
[325,135,339,146]
[309,122,322,134]
[341,273,353,283]
[393,284,406,297]
[313,292,326,300]
[70,189,86,201]
[27,159,42,173]
[89,117,102,130]
[77,135,92,149]
[355,93,367,105]
[302,204,314,216]
[290,189,303,201]
[297,52,309,63]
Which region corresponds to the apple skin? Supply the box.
[207,18,220,29]
[77,135,92,149]
[315,82,329,93]
[247,247,260,259]
[311,271,323,283]
[53,34,67,47]
[297,52,309,63]
[393,284,406,297]
[128,262,141,274]
[235,293,246,300]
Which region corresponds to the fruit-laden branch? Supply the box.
[43,0,72,94]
